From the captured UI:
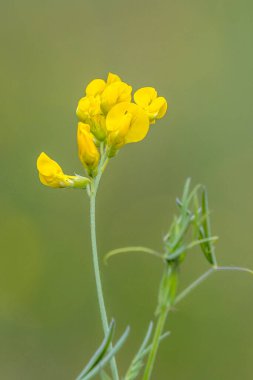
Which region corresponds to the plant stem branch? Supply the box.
[89,155,119,380]
[89,188,109,334]
[142,306,168,380]
[174,268,214,305]
[175,265,253,306]
[142,265,175,380]
[142,263,253,380]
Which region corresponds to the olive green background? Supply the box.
[1,1,253,379]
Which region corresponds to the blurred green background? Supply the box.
[1,0,253,379]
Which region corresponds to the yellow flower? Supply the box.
[77,122,100,175]
[106,102,149,152]
[37,152,89,188]
[76,73,130,139]
[134,87,167,123]
[76,78,107,141]
[76,96,106,141]
[77,96,101,120]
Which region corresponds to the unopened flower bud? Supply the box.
[77,122,100,176]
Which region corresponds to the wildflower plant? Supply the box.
[36,73,252,380]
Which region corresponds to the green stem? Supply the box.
[89,188,108,333]
[143,263,178,380]
[142,263,253,380]
[89,159,119,380]
[142,266,173,380]
[142,306,168,380]
[174,265,253,306]
[174,267,214,305]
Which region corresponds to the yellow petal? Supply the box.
[101,82,132,114]
[37,152,62,177]
[77,122,100,174]
[37,152,75,188]
[148,97,168,119]
[107,72,121,84]
[76,96,90,122]
[86,79,106,97]
[106,102,149,145]
[124,104,150,143]
[134,87,157,108]
[76,96,101,120]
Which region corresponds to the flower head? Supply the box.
[134,87,167,123]
[106,102,149,154]
[37,152,89,188]
[76,73,133,140]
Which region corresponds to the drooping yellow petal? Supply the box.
[77,122,100,175]
[37,152,76,188]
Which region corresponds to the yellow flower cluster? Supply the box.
[37,73,167,188]
[76,72,167,154]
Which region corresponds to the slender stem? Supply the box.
[89,187,109,334]
[89,163,119,380]
[142,263,253,380]
[216,265,253,275]
[142,307,168,380]
[142,265,174,380]
[174,268,214,305]
[175,265,253,306]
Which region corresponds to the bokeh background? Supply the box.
[1,0,253,379]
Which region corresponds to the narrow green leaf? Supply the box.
[79,326,130,380]
[200,188,217,265]
[168,216,192,251]
[124,322,153,380]
[181,178,191,206]
[76,320,115,380]
[124,328,170,380]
